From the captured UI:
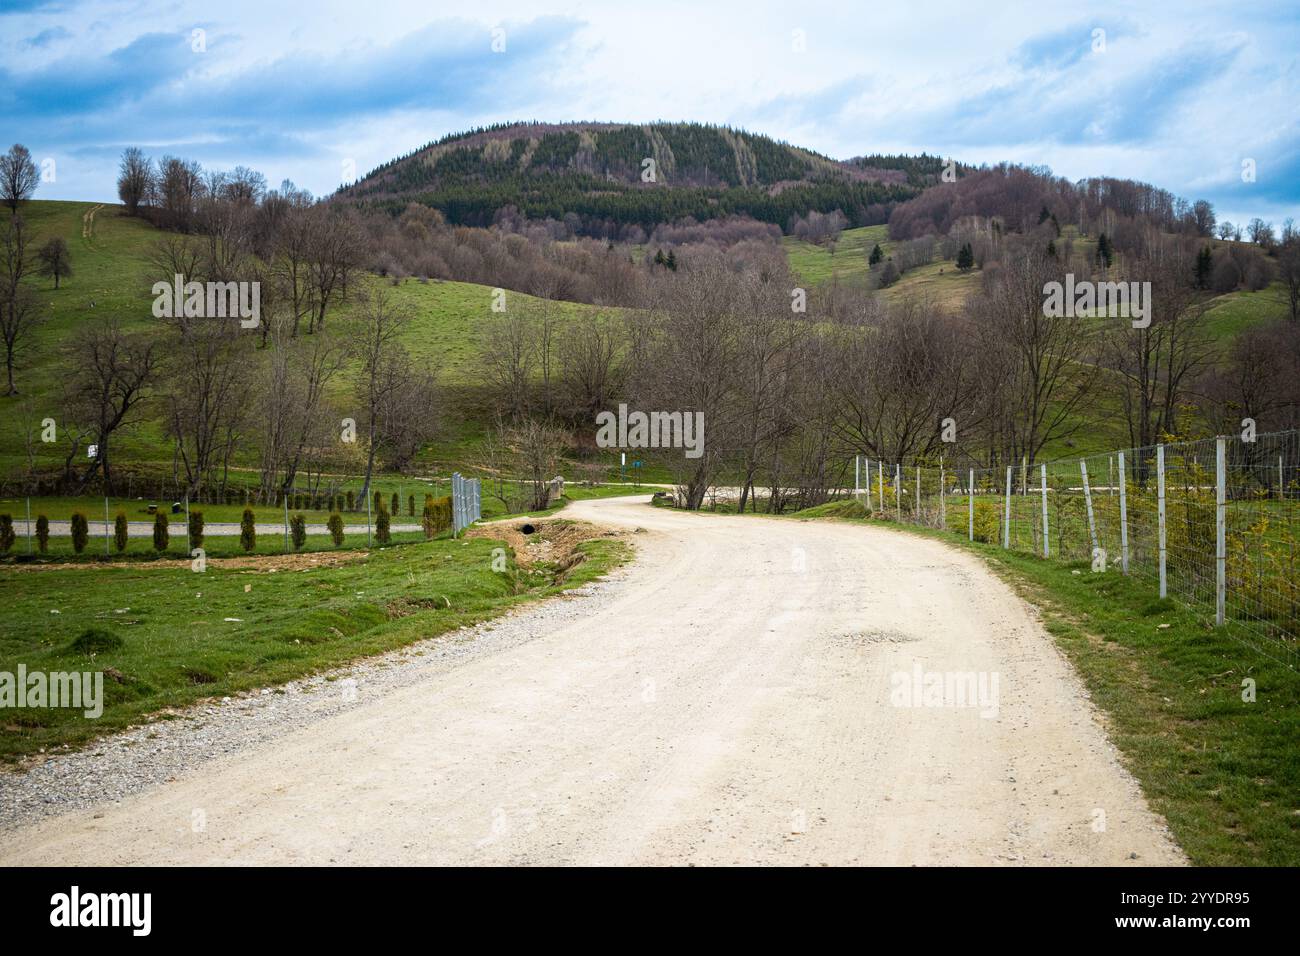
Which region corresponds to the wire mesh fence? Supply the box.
[853,430,1300,671]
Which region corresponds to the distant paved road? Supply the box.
[35,520,423,537]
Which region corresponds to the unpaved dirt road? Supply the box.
[0,496,1183,865]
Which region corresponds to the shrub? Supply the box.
[408,494,415,517]
[240,508,256,552]
[0,514,13,553]
[422,495,453,538]
[346,490,355,511]
[70,627,123,654]
[153,511,169,552]
[972,500,999,543]
[391,493,399,515]
[70,512,88,553]
[375,505,391,545]
[290,513,307,551]
[114,511,129,552]
[35,514,48,553]
[188,509,204,550]
[327,512,345,547]
[373,491,383,514]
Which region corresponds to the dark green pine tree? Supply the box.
[868,243,883,266]
[1046,239,1057,259]
[1194,245,1213,289]
[1096,232,1114,268]
[653,248,665,267]
[956,243,974,271]
[665,250,678,271]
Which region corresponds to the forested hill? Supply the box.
[336,121,949,233]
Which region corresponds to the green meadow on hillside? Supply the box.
[1,200,612,479]
[4,201,1291,490]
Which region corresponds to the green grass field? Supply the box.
[0,526,631,762]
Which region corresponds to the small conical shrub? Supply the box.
[71,512,89,553]
[153,511,169,552]
[188,509,204,550]
[240,508,256,552]
[327,512,344,547]
[375,504,391,545]
[114,511,129,552]
[0,514,14,553]
[290,513,307,551]
[36,514,49,553]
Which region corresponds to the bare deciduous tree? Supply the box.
[0,144,38,212]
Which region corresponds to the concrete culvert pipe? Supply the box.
[519,523,538,535]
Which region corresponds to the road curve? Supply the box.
[0,495,1183,865]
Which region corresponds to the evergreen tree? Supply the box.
[665,250,678,271]
[868,243,883,266]
[956,243,974,271]
[1046,239,1057,259]
[1194,245,1213,290]
[240,508,257,552]
[1096,232,1114,268]
[152,511,169,552]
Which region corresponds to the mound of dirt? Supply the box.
[464,518,625,569]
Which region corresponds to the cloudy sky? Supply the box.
[3,0,1297,229]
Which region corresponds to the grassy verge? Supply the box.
[0,532,631,763]
[792,507,1300,866]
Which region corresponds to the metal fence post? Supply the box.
[915,465,920,522]
[1216,437,1226,627]
[25,496,32,555]
[185,494,191,555]
[1040,464,1049,558]
[1003,466,1012,548]
[1280,455,1285,501]
[854,455,860,497]
[894,463,901,520]
[1117,451,1129,574]
[878,460,885,513]
[939,458,946,529]
[1080,460,1098,556]
[1157,444,1167,599]
[284,495,291,553]
[104,495,110,556]
[968,469,974,541]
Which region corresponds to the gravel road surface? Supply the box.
[0,495,1183,865]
